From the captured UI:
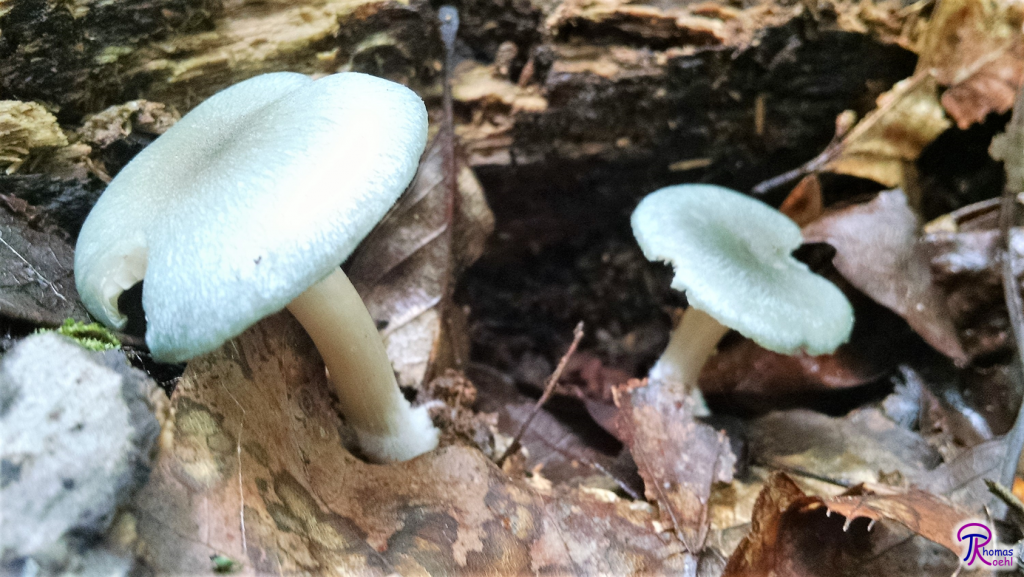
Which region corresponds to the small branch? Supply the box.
[757,459,853,488]
[986,478,1024,520]
[497,322,585,466]
[216,362,248,557]
[751,72,931,195]
[991,80,1024,519]
[437,5,461,308]
[439,7,458,127]
[751,164,815,196]
[438,5,459,220]
[0,230,67,302]
[573,453,643,500]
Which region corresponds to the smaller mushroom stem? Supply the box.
[648,307,730,414]
[287,267,438,463]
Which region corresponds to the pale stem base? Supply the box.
[287,268,438,462]
[648,307,730,416]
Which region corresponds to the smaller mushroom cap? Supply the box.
[74,72,428,362]
[631,184,853,355]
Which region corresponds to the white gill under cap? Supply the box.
[74,72,428,362]
[631,184,854,356]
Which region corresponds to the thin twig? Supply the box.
[220,344,248,556]
[439,6,458,145]
[436,5,463,357]
[497,322,585,466]
[438,5,459,236]
[576,456,643,500]
[751,72,931,195]
[991,80,1024,520]
[0,230,67,302]
[986,478,1024,519]
[757,460,853,488]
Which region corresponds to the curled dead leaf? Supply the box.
[802,189,966,363]
[723,473,961,577]
[778,175,824,227]
[823,485,970,554]
[824,74,950,190]
[754,72,950,195]
[778,0,1024,193]
[721,472,811,577]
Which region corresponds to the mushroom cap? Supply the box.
[74,72,428,362]
[631,184,853,356]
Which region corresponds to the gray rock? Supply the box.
[0,333,160,567]
[16,542,136,577]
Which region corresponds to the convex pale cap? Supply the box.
[631,184,853,355]
[75,72,428,362]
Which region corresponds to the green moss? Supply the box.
[38,319,121,351]
[211,554,240,573]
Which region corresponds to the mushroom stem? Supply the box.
[648,307,730,414]
[286,267,439,462]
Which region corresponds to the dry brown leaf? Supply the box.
[536,484,694,574]
[614,379,736,553]
[922,437,1006,511]
[132,313,689,575]
[721,472,811,577]
[917,0,1024,129]
[823,485,970,554]
[824,74,950,189]
[705,475,767,560]
[778,175,824,227]
[347,132,494,389]
[748,408,942,488]
[793,0,1024,190]
[802,189,966,362]
[0,206,90,326]
[723,473,960,577]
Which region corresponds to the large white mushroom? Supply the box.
[631,184,854,411]
[74,72,439,463]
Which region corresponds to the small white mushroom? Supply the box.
[74,72,438,462]
[631,184,854,411]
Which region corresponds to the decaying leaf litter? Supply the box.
[5,0,1024,574]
